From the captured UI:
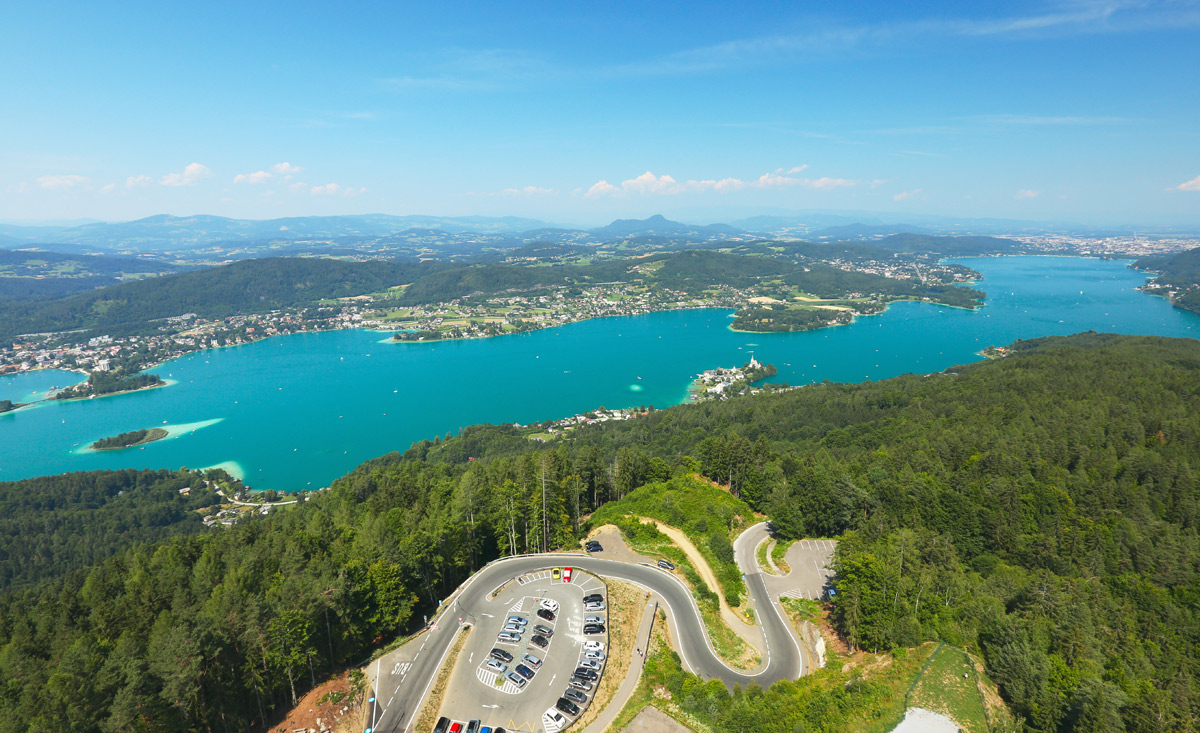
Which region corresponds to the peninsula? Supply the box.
[91,428,169,450]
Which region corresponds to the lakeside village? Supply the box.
[527,356,785,442]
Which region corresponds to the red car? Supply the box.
[450,724,462,733]
[563,567,573,583]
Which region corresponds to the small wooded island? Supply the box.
[91,428,169,450]
[0,400,24,414]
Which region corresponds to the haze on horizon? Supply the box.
[3,0,1198,227]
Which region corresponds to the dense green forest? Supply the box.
[0,248,979,343]
[0,469,220,591]
[0,258,444,342]
[54,370,164,399]
[0,334,1196,731]
[0,250,190,301]
[1135,246,1200,315]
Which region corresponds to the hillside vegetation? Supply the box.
[0,334,1196,730]
[1136,246,1200,315]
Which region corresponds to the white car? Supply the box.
[538,598,560,612]
[579,658,602,670]
[583,641,605,651]
[584,649,606,661]
[584,602,606,612]
[545,710,568,728]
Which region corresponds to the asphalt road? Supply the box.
[370,524,805,733]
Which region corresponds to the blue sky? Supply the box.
[2,0,1198,226]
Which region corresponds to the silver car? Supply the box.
[579,658,602,671]
[584,616,604,625]
[486,659,508,673]
[497,632,521,643]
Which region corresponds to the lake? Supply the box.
[2,256,1197,491]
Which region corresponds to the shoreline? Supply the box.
[53,378,176,404]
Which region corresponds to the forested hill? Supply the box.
[871,233,1026,255]
[0,333,1197,730]
[0,257,444,342]
[1136,246,1200,315]
[0,249,191,301]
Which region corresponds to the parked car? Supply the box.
[579,658,602,671]
[538,598,559,612]
[552,568,562,580]
[515,663,535,680]
[583,624,605,635]
[449,723,462,733]
[555,698,581,717]
[467,720,481,733]
[490,648,513,663]
[584,601,606,612]
[583,640,605,652]
[536,608,555,622]
[531,634,549,648]
[434,717,451,733]
[481,727,492,733]
[584,615,604,625]
[497,632,521,643]
[572,667,598,681]
[502,623,524,634]
[493,728,506,733]
[506,615,528,626]
[562,567,573,583]
[658,559,675,570]
[485,659,507,673]
[585,541,602,552]
[507,671,527,688]
[568,677,593,691]
[584,649,606,661]
[582,593,603,604]
[533,624,554,637]
[522,653,542,669]
[546,711,568,729]
[563,688,588,704]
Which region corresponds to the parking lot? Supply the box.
[436,567,609,733]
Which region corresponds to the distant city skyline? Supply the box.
[3,1,1199,225]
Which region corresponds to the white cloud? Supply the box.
[126,175,154,188]
[100,183,117,194]
[585,168,858,197]
[1015,189,1040,199]
[234,170,273,184]
[160,163,211,187]
[272,162,304,176]
[893,188,922,201]
[585,180,620,198]
[777,165,809,174]
[1176,175,1200,192]
[37,174,90,190]
[311,183,366,197]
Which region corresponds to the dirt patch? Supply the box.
[588,524,653,565]
[268,670,362,733]
[621,705,693,733]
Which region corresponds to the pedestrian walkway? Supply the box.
[582,596,659,733]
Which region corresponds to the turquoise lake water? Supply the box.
[2,256,1197,491]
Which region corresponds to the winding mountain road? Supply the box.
[368,521,808,733]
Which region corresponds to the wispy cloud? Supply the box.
[37,174,90,190]
[968,113,1135,126]
[311,183,366,197]
[894,188,923,201]
[234,170,273,184]
[126,175,153,188]
[1175,175,1200,192]
[160,163,211,187]
[1015,189,1040,199]
[584,168,857,198]
[499,186,556,197]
